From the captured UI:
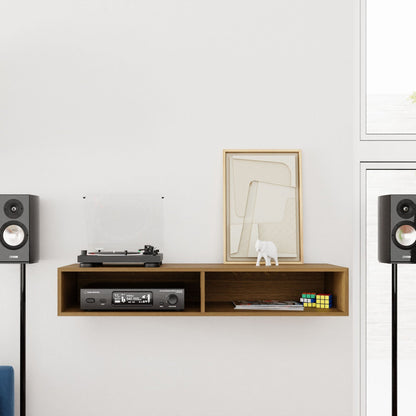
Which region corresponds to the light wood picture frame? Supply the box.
[224,149,303,264]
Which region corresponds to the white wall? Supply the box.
[0,1,354,415]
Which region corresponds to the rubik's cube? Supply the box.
[316,293,333,309]
[300,293,316,308]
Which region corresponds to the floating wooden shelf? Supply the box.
[57,263,349,316]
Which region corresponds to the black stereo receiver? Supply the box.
[80,288,185,311]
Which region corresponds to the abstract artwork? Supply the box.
[224,150,303,263]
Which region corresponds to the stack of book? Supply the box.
[232,300,304,311]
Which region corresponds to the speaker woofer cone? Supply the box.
[0,221,28,250]
[392,221,416,249]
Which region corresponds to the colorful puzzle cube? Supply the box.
[300,292,316,308]
[316,293,333,309]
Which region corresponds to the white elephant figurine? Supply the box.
[255,240,279,266]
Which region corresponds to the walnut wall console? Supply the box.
[57,263,349,317]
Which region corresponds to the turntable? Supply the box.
[77,245,163,267]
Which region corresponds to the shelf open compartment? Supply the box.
[58,266,202,315]
[204,268,348,316]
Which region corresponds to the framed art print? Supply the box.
[224,150,303,264]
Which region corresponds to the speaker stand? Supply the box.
[20,264,26,416]
[392,263,397,416]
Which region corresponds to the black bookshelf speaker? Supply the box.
[378,194,416,264]
[0,195,39,263]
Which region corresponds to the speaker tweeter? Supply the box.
[396,199,415,219]
[4,199,24,219]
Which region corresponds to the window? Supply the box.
[362,164,416,415]
[363,0,416,138]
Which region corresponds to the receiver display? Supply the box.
[112,291,152,305]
